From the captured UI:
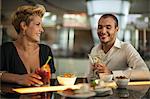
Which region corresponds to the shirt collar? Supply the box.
[114,38,121,48]
[98,38,122,50]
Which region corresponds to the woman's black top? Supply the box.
[0,42,56,74]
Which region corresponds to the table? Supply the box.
[1,78,150,99]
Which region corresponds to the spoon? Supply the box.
[88,54,94,65]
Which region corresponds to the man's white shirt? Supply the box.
[90,38,150,80]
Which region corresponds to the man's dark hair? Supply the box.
[100,14,118,27]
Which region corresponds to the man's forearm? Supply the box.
[125,70,150,80]
[113,70,150,80]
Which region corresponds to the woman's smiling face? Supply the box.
[24,15,44,43]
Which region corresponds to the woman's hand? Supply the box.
[17,73,43,86]
[93,63,111,74]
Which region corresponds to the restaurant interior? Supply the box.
[0,0,150,77]
[0,0,150,74]
[0,0,150,99]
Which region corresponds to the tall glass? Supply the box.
[35,64,51,86]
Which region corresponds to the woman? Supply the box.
[0,4,55,86]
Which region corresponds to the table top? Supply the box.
[1,78,150,99]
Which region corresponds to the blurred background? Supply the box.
[0,0,150,76]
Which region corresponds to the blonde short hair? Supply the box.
[11,4,46,33]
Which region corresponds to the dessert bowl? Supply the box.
[99,73,113,82]
[57,73,77,86]
[115,76,130,88]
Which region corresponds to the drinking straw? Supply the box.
[45,56,52,64]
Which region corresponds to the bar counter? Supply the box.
[1,78,150,99]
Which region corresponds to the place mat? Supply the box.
[13,85,81,94]
[13,81,150,94]
[104,81,150,88]
[128,81,150,85]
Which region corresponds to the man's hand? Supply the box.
[93,63,111,74]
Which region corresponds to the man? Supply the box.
[89,14,150,80]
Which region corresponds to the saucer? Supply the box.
[58,91,96,98]
[94,87,113,96]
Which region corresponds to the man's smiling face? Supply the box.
[97,17,119,44]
